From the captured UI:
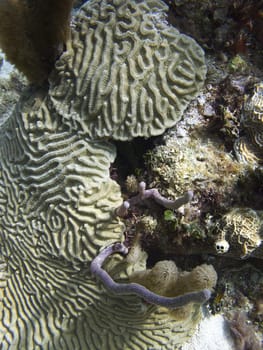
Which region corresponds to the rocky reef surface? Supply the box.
[0,0,263,349]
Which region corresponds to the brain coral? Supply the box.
[0,0,208,349]
[235,82,263,165]
[215,208,262,258]
[0,93,208,349]
[49,0,206,140]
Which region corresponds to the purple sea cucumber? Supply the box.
[91,242,211,309]
[116,181,193,217]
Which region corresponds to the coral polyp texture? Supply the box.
[0,0,209,349]
[49,0,206,140]
[235,82,263,166]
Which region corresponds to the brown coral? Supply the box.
[0,0,73,83]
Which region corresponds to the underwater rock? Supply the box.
[145,131,243,201]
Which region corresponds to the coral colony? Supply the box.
[0,1,221,349]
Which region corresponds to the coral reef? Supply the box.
[145,128,244,206]
[2,0,262,347]
[0,0,210,349]
[0,0,74,83]
[122,0,263,345]
[130,259,179,295]
[116,181,193,216]
[167,0,263,56]
[172,264,217,297]
[142,77,263,260]
[211,263,263,343]
[130,259,217,299]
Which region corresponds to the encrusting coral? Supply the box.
[0,0,74,83]
[0,0,209,349]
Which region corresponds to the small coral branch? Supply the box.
[116,181,193,217]
[90,242,211,309]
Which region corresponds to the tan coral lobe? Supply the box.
[130,260,179,295]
